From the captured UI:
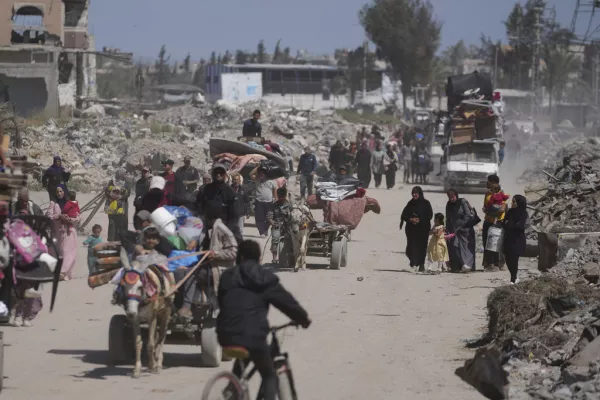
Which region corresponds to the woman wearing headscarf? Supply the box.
[383,143,399,189]
[445,188,477,272]
[45,184,80,280]
[400,186,433,271]
[42,156,71,201]
[354,140,372,188]
[371,141,385,189]
[502,195,528,284]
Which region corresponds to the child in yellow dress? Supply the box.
[427,213,454,273]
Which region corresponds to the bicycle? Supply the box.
[201,321,300,400]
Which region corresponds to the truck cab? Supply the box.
[441,140,499,193]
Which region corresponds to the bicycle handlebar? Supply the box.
[270,321,300,332]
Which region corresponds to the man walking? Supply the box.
[176,156,200,198]
[296,146,318,199]
[242,109,262,138]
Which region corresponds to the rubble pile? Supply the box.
[463,276,600,399]
[519,137,600,184]
[21,101,363,192]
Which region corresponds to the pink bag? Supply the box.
[7,219,48,265]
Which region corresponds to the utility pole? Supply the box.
[494,44,499,88]
[531,5,543,119]
[592,49,600,105]
[362,39,368,101]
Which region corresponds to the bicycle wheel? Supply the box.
[201,371,247,400]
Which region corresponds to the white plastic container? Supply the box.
[151,207,177,236]
[486,226,504,253]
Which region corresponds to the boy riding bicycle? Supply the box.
[217,240,311,400]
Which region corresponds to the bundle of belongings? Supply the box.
[0,216,60,312]
[315,182,362,202]
[213,153,286,180]
[88,205,205,290]
[304,182,381,230]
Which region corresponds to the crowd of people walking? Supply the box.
[328,125,433,190]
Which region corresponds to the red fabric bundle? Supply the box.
[324,197,367,229]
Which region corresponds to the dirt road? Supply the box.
[3,184,510,400]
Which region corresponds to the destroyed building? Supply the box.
[0,0,96,116]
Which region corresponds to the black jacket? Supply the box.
[196,181,238,223]
[502,207,528,256]
[242,119,262,137]
[196,181,242,243]
[217,259,309,349]
[134,177,150,204]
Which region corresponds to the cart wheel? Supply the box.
[340,237,348,268]
[330,240,343,270]
[108,315,134,365]
[0,331,4,394]
[201,322,222,368]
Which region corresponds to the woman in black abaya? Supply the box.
[400,186,433,272]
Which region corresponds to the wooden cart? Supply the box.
[305,223,349,270]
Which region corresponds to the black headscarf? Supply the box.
[507,194,528,222]
[400,186,432,228]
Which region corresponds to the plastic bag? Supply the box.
[167,250,199,272]
[179,226,204,244]
[259,160,285,180]
[167,235,187,250]
[163,206,193,226]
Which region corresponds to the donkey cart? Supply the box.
[108,254,227,371]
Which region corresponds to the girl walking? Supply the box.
[427,213,454,273]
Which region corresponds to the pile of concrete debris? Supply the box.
[460,271,600,400]
[21,101,363,192]
[519,137,600,185]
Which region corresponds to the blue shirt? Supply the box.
[297,153,318,175]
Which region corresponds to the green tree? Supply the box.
[217,54,222,65]
[442,40,469,74]
[193,59,206,88]
[257,40,266,63]
[283,47,291,63]
[210,51,217,65]
[337,44,378,105]
[235,50,248,64]
[360,0,441,110]
[273,40,282,64]
[222,50,232,64]
[155,45,170,84]
[183,53,191,73]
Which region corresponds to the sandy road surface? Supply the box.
[1,182,516,400]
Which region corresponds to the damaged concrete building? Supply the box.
[0,0,96,116]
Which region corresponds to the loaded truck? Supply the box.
[440,71,502,192]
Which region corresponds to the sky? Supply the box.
[89,0,582,62]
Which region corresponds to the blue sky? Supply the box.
[89,0,581,62]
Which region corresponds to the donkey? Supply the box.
[288,204,312,272]
[119,249,174,378]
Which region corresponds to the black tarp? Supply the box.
[446,72,493,110]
